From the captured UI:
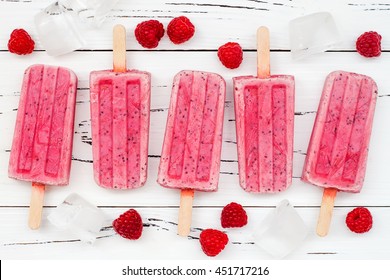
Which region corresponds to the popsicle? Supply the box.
[90,25,151,189]
[8,64,78,229]
[233,26,295,193]
[302,70,378,236]
[158,70,226,236]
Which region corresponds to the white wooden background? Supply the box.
[1,0,389,260]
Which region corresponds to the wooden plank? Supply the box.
[0,207,388,259]
[1,0,390,262]
[0,0,390,50]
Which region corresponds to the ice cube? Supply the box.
[34,0,119,56]
[48,193,106,244]
[289,12,341,60]
[60,0,120,27]
[35,2,86,56]
[253,200,308,258]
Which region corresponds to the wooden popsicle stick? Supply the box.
[28,182,45,230]
[317,188,338,237]
[113,24,127,73]
[178,189,194,236]
[257,26,271,79]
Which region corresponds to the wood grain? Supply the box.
[1,0,390,50]
[113,24,127,72]
[0,0,389,260]
[178,189,194,236]
[28,182,45,230]
[317,188,338,237]
[257,26,271,78]
[1,207,389,259]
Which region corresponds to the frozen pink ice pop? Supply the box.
[302,70,378,236]
[90,70,150,189]
[302,71,377,192]
[234,75,294,193]
[89,25,151,189]
[8,64,78,228]
[158,70,225,191]
[158,70,226,235]
[233,27,295,193]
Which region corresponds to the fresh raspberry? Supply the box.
[221,202,248,228]
[8,29,35,55]
[113,209,143,240]
[346,207,373,234]
[217,42,243,69]
[199,229,229,257]
[356,31,382,58]
[167,16,195,44]
[134,20,165,49]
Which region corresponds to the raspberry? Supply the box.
[199,229,229,257]
[135,20,165,49]
[217,42,243,69]
[346,207,373,234]
[167,16,195,44]
[356,31,382,58]
[8,29,35,55]
[113,209,143,240]
[221,202,248,228]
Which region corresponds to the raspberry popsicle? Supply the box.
[302,71,378,236]
[158,70,226,236]
[90,25,151,189]
[233,27,295,193]
[8,64,78,229]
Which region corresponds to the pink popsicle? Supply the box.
[89,25,151,189]
[8,64,78,229]
[234,75,294,193]
[90,70,151,189]
[302,70,378,236]
[158,70,226,236]
[9,64,77,184]
[158,70,226,191]
[233,27,295,193]
[302,71,377,192]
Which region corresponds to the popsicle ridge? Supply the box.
[167,71,193,179]
[243,85,260,190]
[271,85,288,192]
[126,80,142,186]
[17,65,44,173]
[97,79,114,187]
[44,67,72,176]
[195,72,220,181]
